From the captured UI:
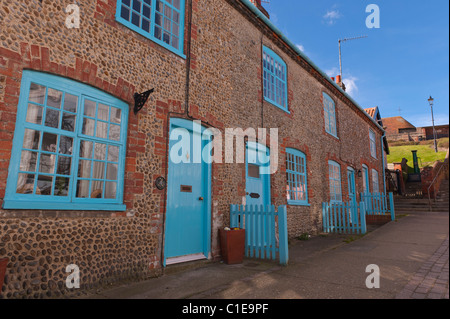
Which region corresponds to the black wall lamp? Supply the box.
[134,88,155,115]
[357,169,362,178]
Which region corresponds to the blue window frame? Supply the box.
[369,128,377,158]
[116,0,185,57]
[286,148,309,206]
[328,160,342,202]
[362,164,370,194]
[3,71,128,211]
[372,169,380,194]
[263,46,289,112]
[323,92,337,138]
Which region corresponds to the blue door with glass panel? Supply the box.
[246,142,271,207]
[347,167,357,222]
[347,168,356,202]
[164,119,211,265]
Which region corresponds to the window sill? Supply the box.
[2,200,127,212]
[264,97,290,114]
[287,201,310,207]
[325,131,339,140]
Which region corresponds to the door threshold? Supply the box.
[165,253,207,266]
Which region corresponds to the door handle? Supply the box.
[199,197,204,201]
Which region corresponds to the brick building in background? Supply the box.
[0,0,386,298]
[383,116,449,142]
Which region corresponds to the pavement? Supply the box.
[81,210,449,300]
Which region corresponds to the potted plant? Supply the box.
[0,257,8,292]
[219,227,245,265]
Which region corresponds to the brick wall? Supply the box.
[0,0,385,298]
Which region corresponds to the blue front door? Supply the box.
[347,168,356,202]
[347,167,357,222]
[246,142,271,207]
[164,119,211,265]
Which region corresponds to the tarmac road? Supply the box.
[82,210,449,300]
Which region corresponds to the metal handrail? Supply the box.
[428,159,449,211]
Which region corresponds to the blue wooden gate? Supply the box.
[322,201,367,234]
[230,205,288,265]
[361,192,395,221]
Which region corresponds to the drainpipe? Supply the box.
[381,133,387,196]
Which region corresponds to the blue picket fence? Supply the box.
[230,205,289,265]
[361,192,395,221]
[322,201,367,234]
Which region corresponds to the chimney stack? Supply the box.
[249,0,270,19]
[335,75,346,91]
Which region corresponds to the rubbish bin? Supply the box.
[219,228,245,265]
[0,258,8,292]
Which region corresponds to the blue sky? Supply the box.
[262,0,449,127]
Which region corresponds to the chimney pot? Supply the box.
[336,75,342,83]
[331,77,335,82]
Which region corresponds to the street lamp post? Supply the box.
[428,96,438,153]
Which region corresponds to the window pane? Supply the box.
[105,182,117,199]
[80,140,93,159]
[39,154,56,174]
[62,112,76,132]
[111,107,122,124]
[20,151,38,172]
[26,103,43,124]
[29,83,46,104]
[82,118,95,136]
[37,175,53,195]
[16,173,35,194]
[84,99,96,117]
[108,145,119,162]
[59,136,73,155]
[78,160,92,178]
[98,103,109,121]
[121,5,130,20]
[142,18,150,32]
[109,124,121,141]
[248,164,260,179]
[96,121,108,139]
[42,132,58,153]
[132,11,140,26]
[132,0,142,12]
[63,93,78,111]
[91,180,104,198]
[94,143,107,160]
[106,163,118,180]
[57,156,72,175]
[23,129,41,150]
[54,177,70,196]
[45,108,60,128]
[143,4,151,18]
[47,88,63,109]
[93,161,105,180]
[76,180,90,198]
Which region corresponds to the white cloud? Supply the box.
[325,67,339,78]
[296,44,305,52]
[323,9,342,25]
[343,75,359,96]
[324,67,359,96]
